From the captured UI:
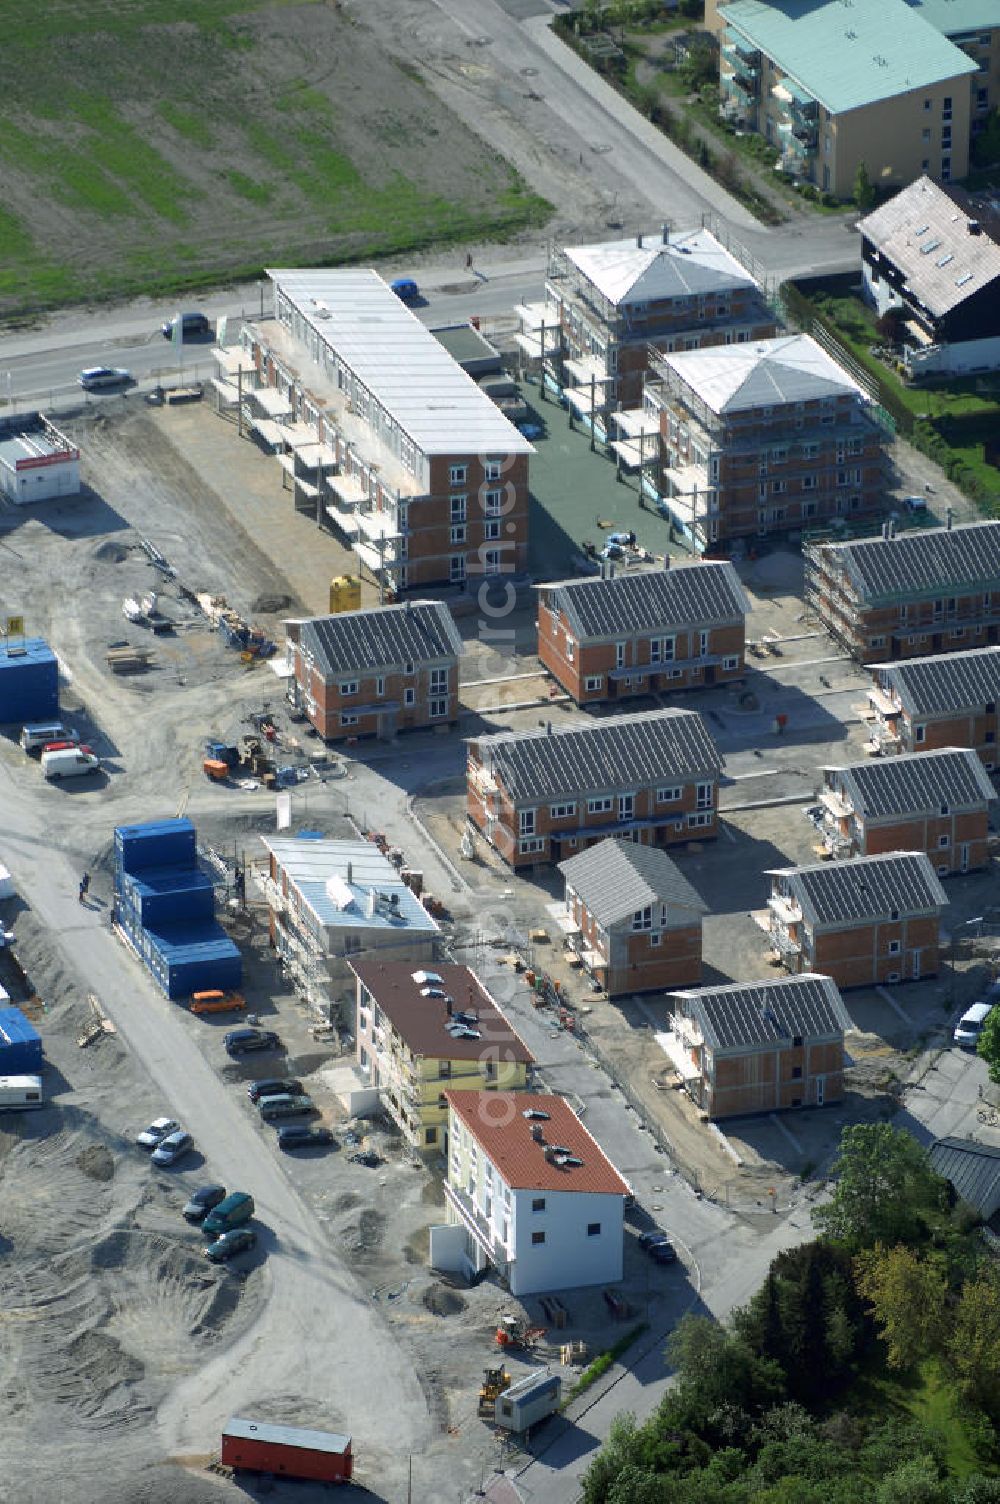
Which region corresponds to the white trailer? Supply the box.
[0,1074,44,1110]
[494,1369,561,1434]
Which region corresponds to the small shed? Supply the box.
[220,1416,353,1483]
[930,1136,1000,1223]
[0,637,59,725]
[494,1369,561,1434]
[0,1006,43,1074]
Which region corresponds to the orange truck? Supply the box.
[189,990,246,1015]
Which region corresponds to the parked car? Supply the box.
[954,1001,994,1048]
[389,277,419,303]
[225,1027,280,1057]
[136,1116,179,1150]
[902,495,928,514]
[277,1125,335,1151]
[258,1092,316,1122]
[161,311,211,340]
[637,1228,669,1250]
[41,747,100,780]
[151,1130,194,1166]
[348,1149,382,1168]
[204,1227,257,1263]
[203,1191,254,1236]
[247,1077,302,1104]
[647,1239,678,1265]
[183,1184,227,1222]
[20,722,79,755]
[79,365,132,391]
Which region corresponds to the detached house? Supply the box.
[440,1090,629,1296]
[536,561,751,706]
[286,600,462,742]
[557,838,706,998]
[817,747,995,875]
[467,708,722,870]
[350,960,534,1156]
[805,519,1000,663]
[665,974,851,1119]
[868,647,1000,770]
[766,852,949,989]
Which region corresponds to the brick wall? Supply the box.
[293,648,458,742]
[809,914,941,987]
[708,1038,844,1117]
[861,810,989,873]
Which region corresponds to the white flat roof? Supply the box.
[268,268,534,459]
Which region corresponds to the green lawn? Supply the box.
[850,1357,987,1480]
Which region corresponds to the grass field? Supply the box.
[0,0,550,316]
[850,1357,988,1480]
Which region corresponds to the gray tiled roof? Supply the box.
[559,837,707,927]
[541,562,751,641]
[827,747,996,820]
[877,647,1000,718]
[929,1137,1000,1220]
[822,521,1000,604]
[858,176,1000,321]
[299,601,462,678]
[670,974,850,1051]
[474,709,721,803]
[768,852,948,927]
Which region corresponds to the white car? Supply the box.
[79,366,132,391]
[136,1116,179,1150]
[151,1130,193,1167]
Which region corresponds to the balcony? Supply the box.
[768,893,802,928]
[769,919,802,957]
[444,1182,508,1271]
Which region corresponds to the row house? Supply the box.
[244,268,533,597]
[350,960,534,1156]
[555,837,706,998]
[817,747,995,876]
[439,1091,629,1296]
[536,559,750,706]
[285,600,462,742]
[664,974,851,1119]
[514,228,774,425]
[868,646,1000,769]
[765,852,948,989]
[804,518,1000,663]
[466,707,723,870]
[645,334,886,552]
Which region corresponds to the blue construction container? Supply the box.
[0,1006,43,1072]
[145,922,242,1001]
[114,818,197,877]
[119,867,215,927]
[0,638,59,725]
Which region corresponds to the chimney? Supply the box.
[547,721,553,736]
[531,1124,544,1143]
[662,222,670,245]
[607,562,615,580]
[887,518,895,539]
[947,506,954,530]
[881,522,889,540]
[637,231,643,249]
[969,220,981,236]
[446,997,452,1016]
[366,887,377,919]
[347,861,353,885]
[663,552,670,570]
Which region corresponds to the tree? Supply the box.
[854,160,876,212]
[875,1456,948,1504]
[853,1244,948,1369]
[948,1266,1000,1415]
[976,1003,1000,1085]
[812,1124,947,1249]
[667,1314,785,1415]
[971,108,1000,168]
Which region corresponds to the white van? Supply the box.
[954,1001,994,1048]
[0,1075,43,1110]
[20,722,80,754]
[41,747,100,781]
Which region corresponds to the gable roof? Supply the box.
[858,177,1000,321]
[929,1137,1000,1220]
[539,561,751,640]
[447,1090,630,1197]
[825,747,996,819]
[348,959,534,1065]
[669,973,850,1051]
[472,708,721,802]
[720,0,977,116]
[559,838,707,927]
[905,0,1000,38]
[768,852,949,926]
[660,334,864,415]
[297,600,462,678]
[817,521,1000,604]
[876,647,1000,717]
[562,228,759,308]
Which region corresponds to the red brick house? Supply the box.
[664,974,851,1119]
[805,520,1000,663]
[868,647,1000,770]
[556,837,706,997]
[536,560,750,706]
[286,600,462,742]
[467,708,722,870]
[817,747,995,876]
[765,852,948,989]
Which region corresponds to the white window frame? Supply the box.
[519,837,545,856]
[584,675,603,693]
[340,680,359,696]
[632,906,653,932]
[429,697,448,719]
[404,687,415,707]
[722,656,739,671]
[449,465,468,486]
[657,786,681,803]
[484,519,500,541]
[687,811,713,829]
[549,801,576,820]
[450,523,467,545]
[450,554,466,583]
[696,781,713,811]
[587,795,613,815]
[519,809,536,837]
[450,494,467,522]
[340,713,359,728]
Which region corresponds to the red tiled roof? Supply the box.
[446,1091,630,1197]
[349,959,535,1065]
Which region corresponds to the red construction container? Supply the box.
[221,1417,353,1483]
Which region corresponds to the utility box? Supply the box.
[0,637,59,725]
[221,1417,353,1483]
[329,575,362,615]
[494,1369,561,1434]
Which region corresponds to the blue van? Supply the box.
[390,278,419,304]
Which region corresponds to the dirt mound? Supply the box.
[251,592,295,614]
[422,1283,466,1317]
[76,1144,115,1182]
[333,1192,362,1214]
[93,540,131,564]
[343,1208,384,1257]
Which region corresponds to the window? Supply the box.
[483,490,504,516]
[449,465,467,485]
[723,656,739,671]
[791,1066,802,1080]
[942,156,952,181]
[450,555,466,583]
[450,495,466,522]
[977,86,989,110]
[633,906,653,931]
[943,95,953,119]
[587,795,613,814]
[792,1036,802,1048]
[584,675,603,693]
[938,834,950,849]
[870,636,886,650]
[922,127,931,142]
[587,1222,602,1237]
[696,781,713,810]
[425,1127,437,1145]
[404,687,415,707]
[649,931,661,947]
[939,802,949,816]
[340,680,358,696]
[801,474,817,491]
[519,837,545,855]
[888,940,901,955]
[914,725,926,744]
[532,1197,546,1212]
[483,549,502,572]
[657,786,681,803]
[550,801,576,820]
[484,519,500,541]
[650,635,675,663]
[519,809,536,837]
[531,1231,546,1245]
[484,459,503,481]
[429,697,448,718]
[619,793,635,821]
[615,641,626,669]
[405,661,414,676]
[450,524,466,544]
[922,159,931,172]
[687,811,713,828]
[566,637,575,662]
[942,126,952,146]
[924,97,932,111]
[340,713,358,727]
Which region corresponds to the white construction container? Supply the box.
[0,1074,44,1110]
[494,1369,561,1434]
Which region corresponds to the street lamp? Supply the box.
[950,916,984,1005]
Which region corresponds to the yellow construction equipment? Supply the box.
[478,1367,511,1419]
